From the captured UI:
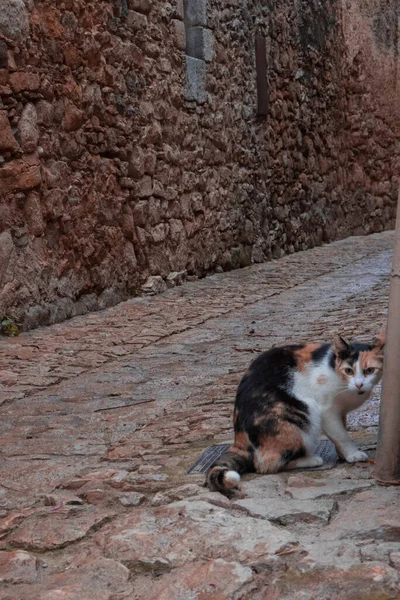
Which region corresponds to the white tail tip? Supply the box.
[224,470,240,489]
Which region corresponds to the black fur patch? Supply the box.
[235,346,310,444]
[339,342,373,366]
[311,343,337,370]
[281,447,306,463]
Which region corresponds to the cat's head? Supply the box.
[333,332,385,393]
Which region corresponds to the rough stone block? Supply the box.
[185,56,206,103]
[184,0,207,26]
[129,147,145,179]
[0,0,29,41]
[172,19,186,51]
[0,40,8,68]
[0,231,14,284]
[175,0,184,20]
[17,103,39,152]
[166,270,186,287]
[9,71,40,93]
[62,103,84,132]
[0,550,37,584]
[0,153,41,194]
[233,496,338,525]
[127,10,148,30]
[127,0,152,14]
[186,27,214,62]
[135,175,153,198]
[146,560,252,600]
[24,191,45,237]
[0,110,19,152]
[142,276,167,295]
[119,492,146,506]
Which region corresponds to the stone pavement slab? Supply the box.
[1,231,400,599]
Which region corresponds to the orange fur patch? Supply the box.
[254,422,304,474]
[253,404,284,426]
[234,431,250,450]
[228,444,251,459]
[359,351,383,371]
[295,344,320,371]
[374,331,386,350]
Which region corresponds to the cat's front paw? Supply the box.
[345,450,369,463]
[308,455,324,468]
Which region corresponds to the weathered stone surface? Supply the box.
[235,496,338,525]
[0,0,29,41]
[0,111,19,152]
[0,231,14,284]
[166,270,187,288]
[151,483,201,506]
[7,507,112,551]
[185,0,207,26]
[17,103,39,152]
[241,563,400,600]
[323,488,400,542]
[0,153,41,193]
[96,500,295,568]
[142,275,167,295]
[172,19,186,50]
[28,556,132,600]
[360,541,400,563]
[390,551,400,569]
[119,492,146,506]
[9,71,40,92]
[285,476,373,500]
[0,549,37,583]
[24,191,45,236]
[146,559,253,600]
[185,55,207,103]
[128,0,152,14]
[186,27,214,62]
[0,40,8,68]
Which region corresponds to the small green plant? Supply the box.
[1,315,21,337]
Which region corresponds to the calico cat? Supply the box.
[207,333,385,495]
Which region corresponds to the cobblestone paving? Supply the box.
[1,231,399,600]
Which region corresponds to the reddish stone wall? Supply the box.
[0,0,399,329]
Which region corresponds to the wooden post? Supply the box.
[375,189,400,484]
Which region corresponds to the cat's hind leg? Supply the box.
[253,421,309,473]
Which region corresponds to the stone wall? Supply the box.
[0,0,399,329]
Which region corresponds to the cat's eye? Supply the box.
[363,367,375,375]
[344,367,353,375]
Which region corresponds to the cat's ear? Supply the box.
[333,334,350,359]
[373,331,386,354]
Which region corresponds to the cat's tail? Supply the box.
[206,445,254,495]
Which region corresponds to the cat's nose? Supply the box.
[355,382,364,389]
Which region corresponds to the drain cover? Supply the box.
[186,439,339,475]
[186,443,231,475]
[309,439,339,471]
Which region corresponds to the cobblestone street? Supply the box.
[1,231,399,599]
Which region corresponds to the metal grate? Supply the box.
[186,439,339,475]
[309,439,339,471]
[186,443,231,475]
